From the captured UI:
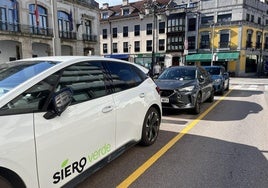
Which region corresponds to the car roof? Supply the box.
[168,66,198,70]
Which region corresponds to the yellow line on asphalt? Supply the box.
[117,89,232,188]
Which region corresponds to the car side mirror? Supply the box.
[198,75,205,82]
[44,88,73,120]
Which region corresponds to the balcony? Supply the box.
[0,22,53,37]
[255,42,262,49]
[82,34,97,42]
[59,31,77,40]
[219,42,229,49]
[246,41,252,48]
[199,42,210,49]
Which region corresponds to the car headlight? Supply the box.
[178,85,195,92]
[213,79,222,84]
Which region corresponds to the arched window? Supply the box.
[58,10,74,38]
[29,4,48,34]
[0,0,19,31]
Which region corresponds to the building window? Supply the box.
[146,40,152,51]
[188,18,196,31]
[167,36,184,51]
[134,25,140,36]
[167,14,185,32]
[219,30,230,48]
[103,43,108,54]
[135,41,140,52]
[201,16,214,24]
[258,17,261,25]
[188,36,196,50]
[200,34,210,49]
[58,10,75,39]
[159,22,165,33]
[217,14,232,23]
[29,4,48,35]
[147,23,152,35]
[123,26,128,37]
[251,15,254,22]
[246,14,250,21]
[246,30,253,48]
[123,42,128,53]
[159,39,165,51]
[264,35,268,49]
[103,29,107,39]
[102,12,108,19]
[113,43,118,53]
[112,27,117,38]
[0,0,19,32]
[123,9,129,16]
[256,32,262,49]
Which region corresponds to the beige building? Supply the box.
[0,0,100,63]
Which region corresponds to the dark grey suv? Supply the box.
[155,66,214,114]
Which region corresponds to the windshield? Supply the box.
[205,67,221,75]
[0,61,57,97]
[158,68,196,80]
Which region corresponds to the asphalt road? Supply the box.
[77,77,268,188]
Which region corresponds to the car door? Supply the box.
[33,61,116,187]
[105,61,148,148]
[198,67,211,101]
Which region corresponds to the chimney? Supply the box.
[122,0,129,6]
[103,3,109,9]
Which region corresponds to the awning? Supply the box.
[186,53,212,62]
[217,52,239,60]
[104,54,129,59]
[186,52,239,62]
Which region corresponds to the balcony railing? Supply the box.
[246,41,252,48]
[82,34,97,42]
[0,22,53,37]
[199,42,210,49]
[255,42,262,49]
[59,31,77,40]
[219,42,229,48]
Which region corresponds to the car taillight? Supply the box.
[156,86,160,94]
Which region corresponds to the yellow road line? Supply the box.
[117,89,232,188]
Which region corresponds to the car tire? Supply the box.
[192,93,201,114]
[140,107,160,146]
[0,176,13,188]
[219,84,224,95]
[226,81,230,91]
[207,89,214,102]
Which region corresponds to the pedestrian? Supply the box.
[153,62,161,76]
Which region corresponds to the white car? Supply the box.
[0,56,162,188]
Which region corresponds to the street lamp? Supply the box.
[139,0,165,77]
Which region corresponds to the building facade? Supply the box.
[0,0,100,63]
[99,0,170,69]
[100,0,268,76]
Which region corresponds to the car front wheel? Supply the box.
[0,176,13,188]
[140,107,160,146]
[192,93,201,114]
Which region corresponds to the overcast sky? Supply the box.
[96,0,138,7]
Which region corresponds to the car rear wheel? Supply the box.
[0,176,13,188]
[192,93,201,114]
[140,107,160,146]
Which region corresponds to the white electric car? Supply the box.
[0,56,162,188]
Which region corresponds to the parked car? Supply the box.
[155,66,214,114]
[203,66,230,95]
[0,56,162,188]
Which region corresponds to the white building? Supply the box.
[99,0,170,69]
[0,0,100,63]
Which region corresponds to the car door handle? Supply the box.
[102,106,113,113]
[139,93,145,98]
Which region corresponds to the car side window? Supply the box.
[105,61,143,92]
[0,74,60,115]
[57,61,107,104]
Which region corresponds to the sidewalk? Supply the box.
[230,77,268,85]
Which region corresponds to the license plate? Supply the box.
[161,97,169,103]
